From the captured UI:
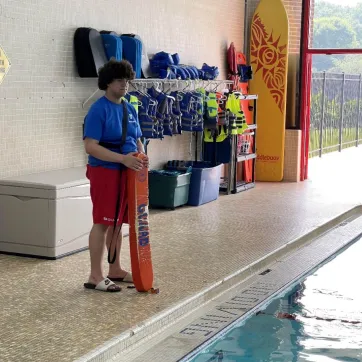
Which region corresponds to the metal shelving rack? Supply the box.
[219,94,258,195]
[82,79,235,108]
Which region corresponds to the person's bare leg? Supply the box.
[88,223,108,285]
[106,225,129,279]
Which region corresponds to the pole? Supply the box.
[244,0,249,57]
[253,98,257,184]
[319,71,327,157]
[357,74,362,147]
[339,73,346,152]
[195,133,198,161]
[299,0,313,181]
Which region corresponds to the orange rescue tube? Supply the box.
[127,153,155,293]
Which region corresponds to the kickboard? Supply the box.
[127,153,154,292]
[249,0,289,182]
[74,28,108,78]
[134,34,152,78]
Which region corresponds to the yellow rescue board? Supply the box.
[249,0,289,182]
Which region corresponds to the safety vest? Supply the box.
[206,92,218,119]
[216,125,228,142]
[226,94,248,135]
[196,87,206,114]
[204,125,228,143]
[229,111,238,136]
[204,128,214,143]
[123,94,139,114]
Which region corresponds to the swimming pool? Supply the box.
[189,238,362,362]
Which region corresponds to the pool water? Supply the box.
[191,239,362,362]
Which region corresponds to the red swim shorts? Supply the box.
[86,165,129,226]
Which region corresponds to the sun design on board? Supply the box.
[251,14,287,113]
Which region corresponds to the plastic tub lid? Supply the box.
[0,167,88,189]
[0,167,89,199]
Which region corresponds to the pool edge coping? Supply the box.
[74,204,362,362]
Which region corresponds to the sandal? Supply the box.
[84,278,122,292]
[107,272,133,283]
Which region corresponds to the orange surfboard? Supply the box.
[127,153,155,293]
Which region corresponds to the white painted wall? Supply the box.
[0,0,244,178]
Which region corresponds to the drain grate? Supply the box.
[178,280,277,341]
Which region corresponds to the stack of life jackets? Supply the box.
[149,51,219,80]
[124,89,249,151]
[203,91,248,143]
[203,91,249,165]
[126,87,206,139]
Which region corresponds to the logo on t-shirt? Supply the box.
[129,114,136,123]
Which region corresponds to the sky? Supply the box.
[321,0,361,5]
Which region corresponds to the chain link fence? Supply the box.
[310,72,362,157]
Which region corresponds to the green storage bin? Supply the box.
[149,171,191,209]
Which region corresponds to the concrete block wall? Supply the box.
[0,0,244,179]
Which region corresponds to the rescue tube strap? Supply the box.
[100,100,128,265]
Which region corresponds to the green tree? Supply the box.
[312,17,357,71]
[313,17,357,49]
[350,3,362,46]
[351,3,362,25]
[331,55,362,74]
[314,1,350,19]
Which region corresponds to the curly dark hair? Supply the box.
[98,59,136,91]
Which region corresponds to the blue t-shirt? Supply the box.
[83,96,142,169]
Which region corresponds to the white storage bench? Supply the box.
[0,167,92,259]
